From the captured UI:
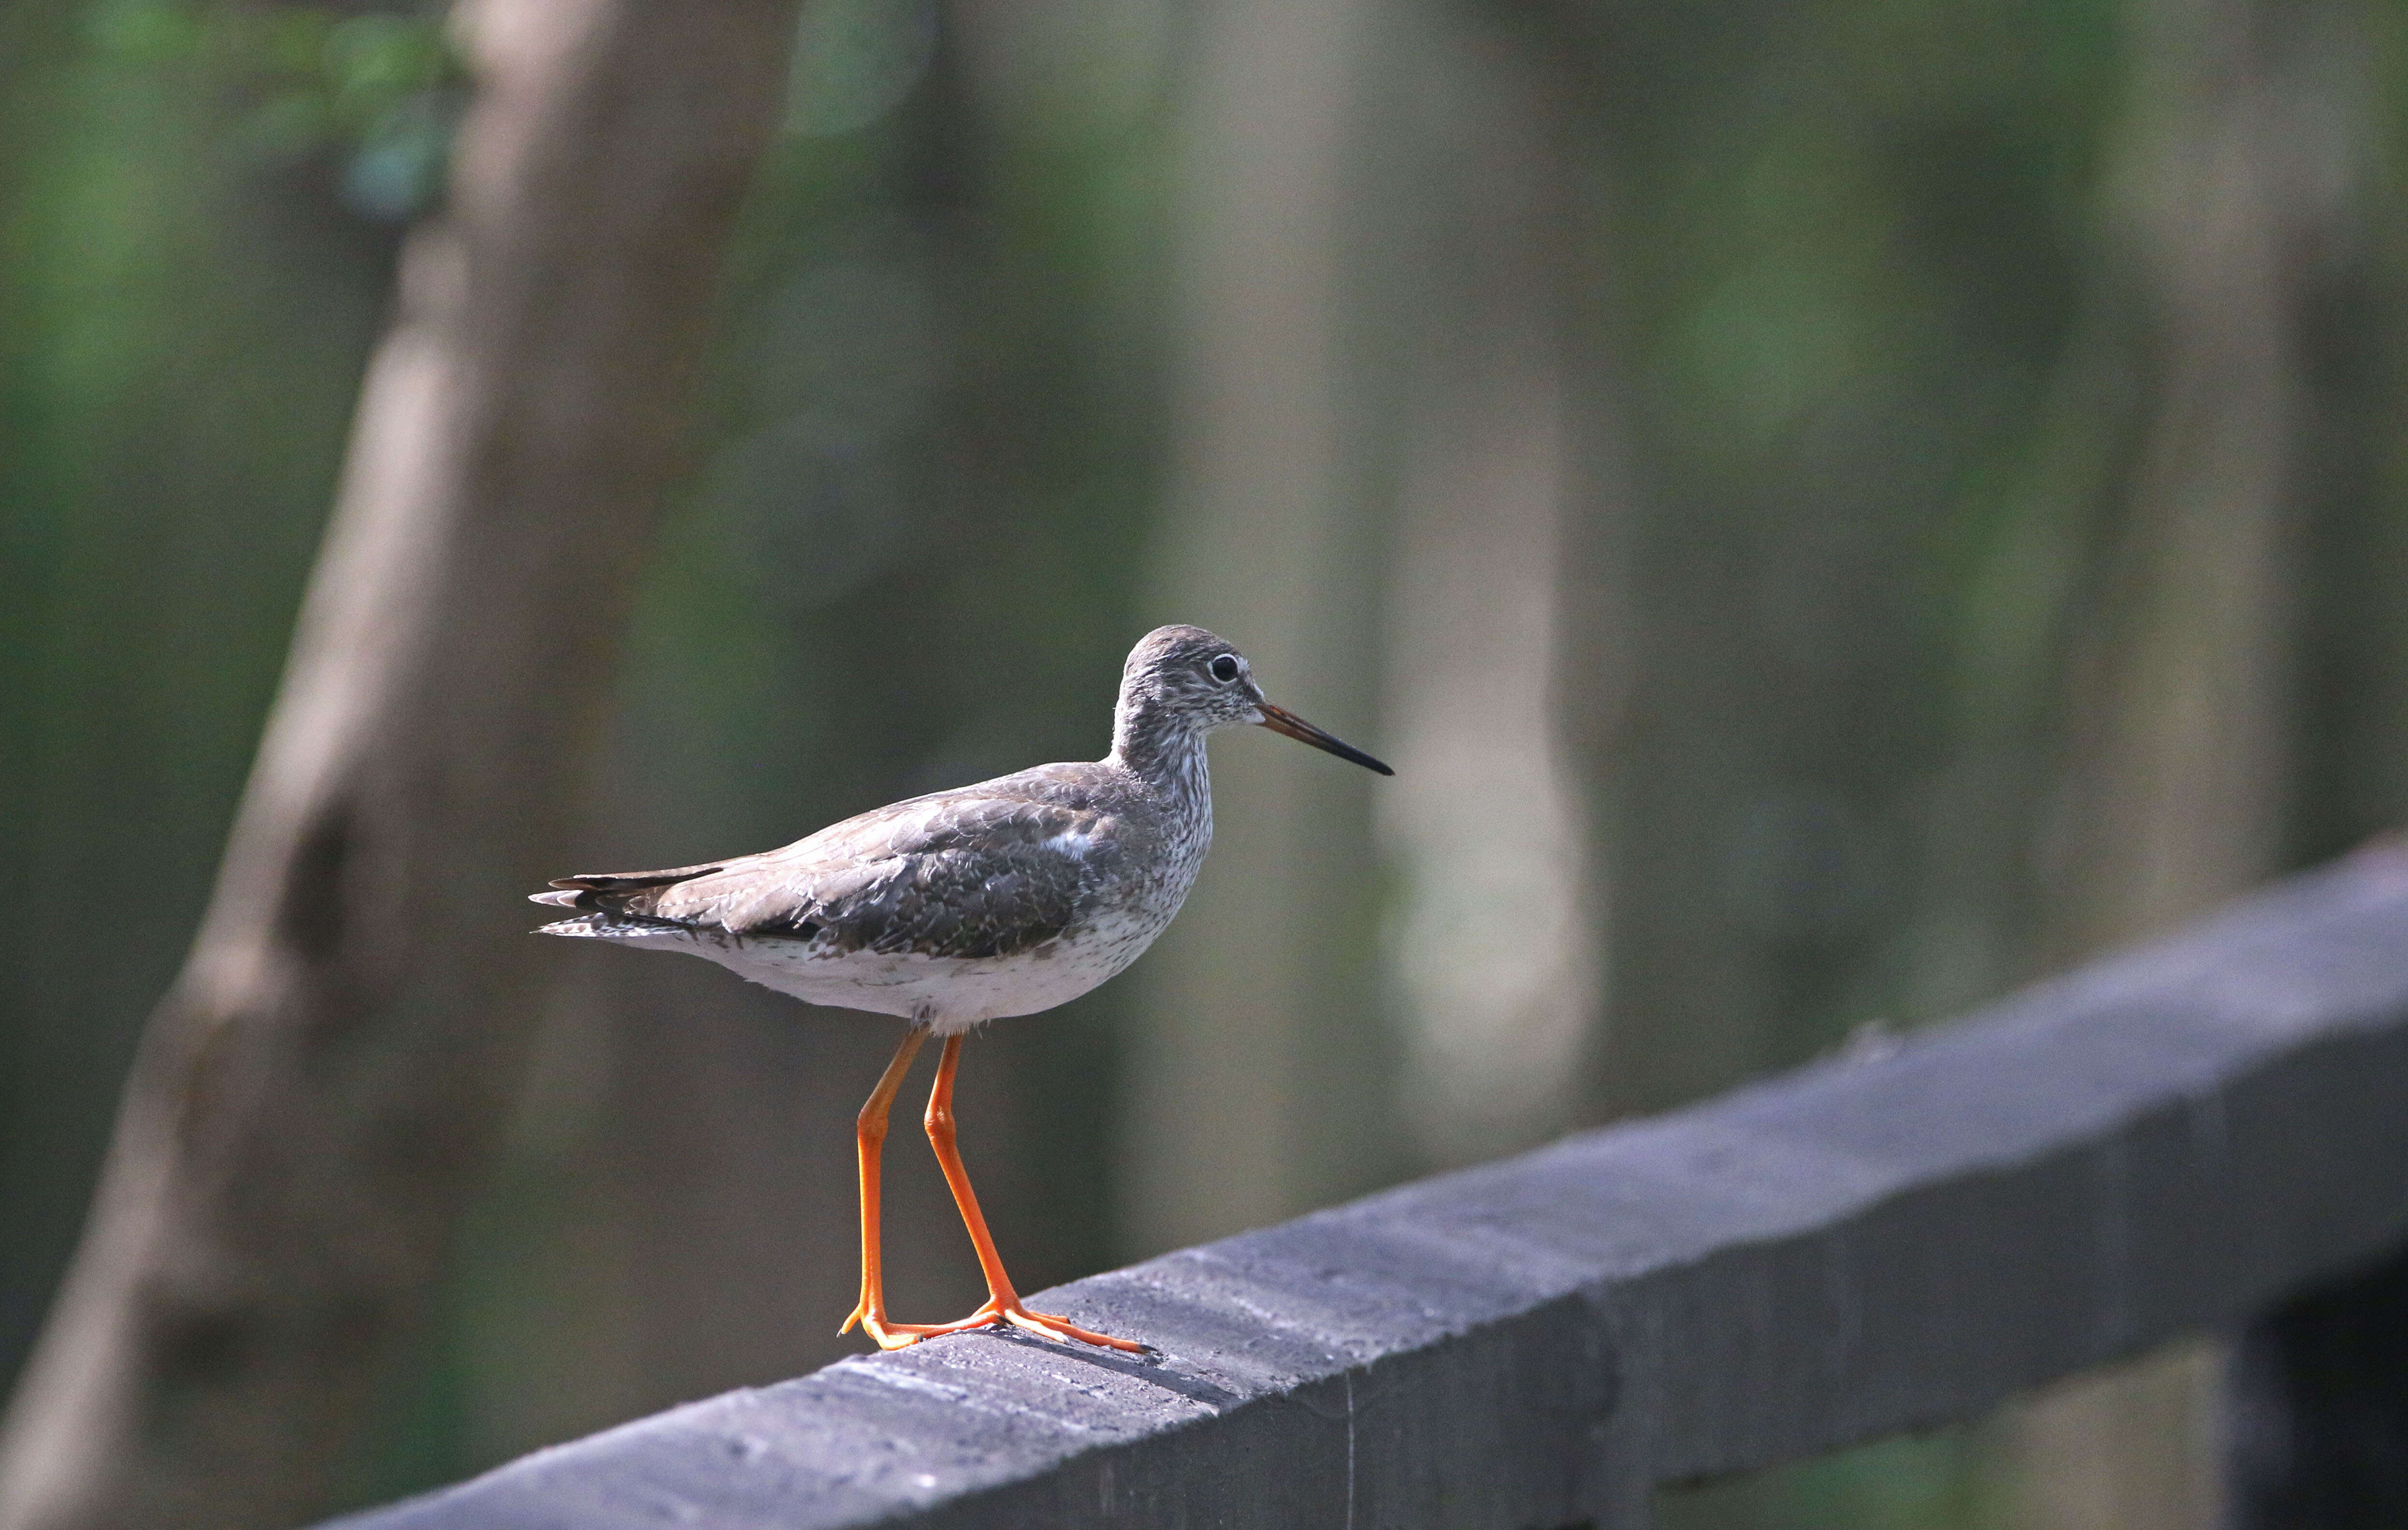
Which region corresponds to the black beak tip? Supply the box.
[1258,703,1395,777]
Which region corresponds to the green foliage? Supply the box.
[0,0,399,1434]
[85,0,463,219]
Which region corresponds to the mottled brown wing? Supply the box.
[641,795,1118,961]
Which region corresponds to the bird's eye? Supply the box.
[1209,654,1241,683]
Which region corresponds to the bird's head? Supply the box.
[1116,624,1392,774]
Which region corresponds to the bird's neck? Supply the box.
[1110,702,1211,805]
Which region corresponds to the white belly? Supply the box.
[603,909,1166,1033]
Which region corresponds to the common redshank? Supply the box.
[530,625,1392,1351]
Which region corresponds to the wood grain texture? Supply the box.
[323,850,2408,1529]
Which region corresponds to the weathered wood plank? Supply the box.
[327,849,2408,1529]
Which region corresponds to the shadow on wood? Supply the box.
[319,848,2408,1528]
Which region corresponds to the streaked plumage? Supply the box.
[532,763,1199,1034]
[528,624,1390,1350]
[533,625,1388,1031]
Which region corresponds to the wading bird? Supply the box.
[531,625,1391,1351]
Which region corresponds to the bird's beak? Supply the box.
[1256,702,1394,775]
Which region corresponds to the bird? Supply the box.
[529,625,1392,1352]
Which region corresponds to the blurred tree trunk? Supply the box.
[1358,0,1602,1173]
[2036,0,2327,963]
[418,0,1181,1479]
[2002,0,2364,1525]
[446,6,1174,1457]
[0,0,800,1524]
[1122,0,1394,1254]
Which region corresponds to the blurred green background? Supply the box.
[4,0,2405,1523]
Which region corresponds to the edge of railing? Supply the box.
[326,848,2408,1529]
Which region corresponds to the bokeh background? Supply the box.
[3,0,2405,1524]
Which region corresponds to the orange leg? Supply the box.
[901,1034,1147,1352]
[839,1025,928,1350]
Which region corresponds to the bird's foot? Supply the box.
[842,1301,944,1349]
[843,1310,943,1351]
[844,1296,1146,1352]
[989,1299,1150,1352]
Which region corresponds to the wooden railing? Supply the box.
[325,850,2408,1529]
